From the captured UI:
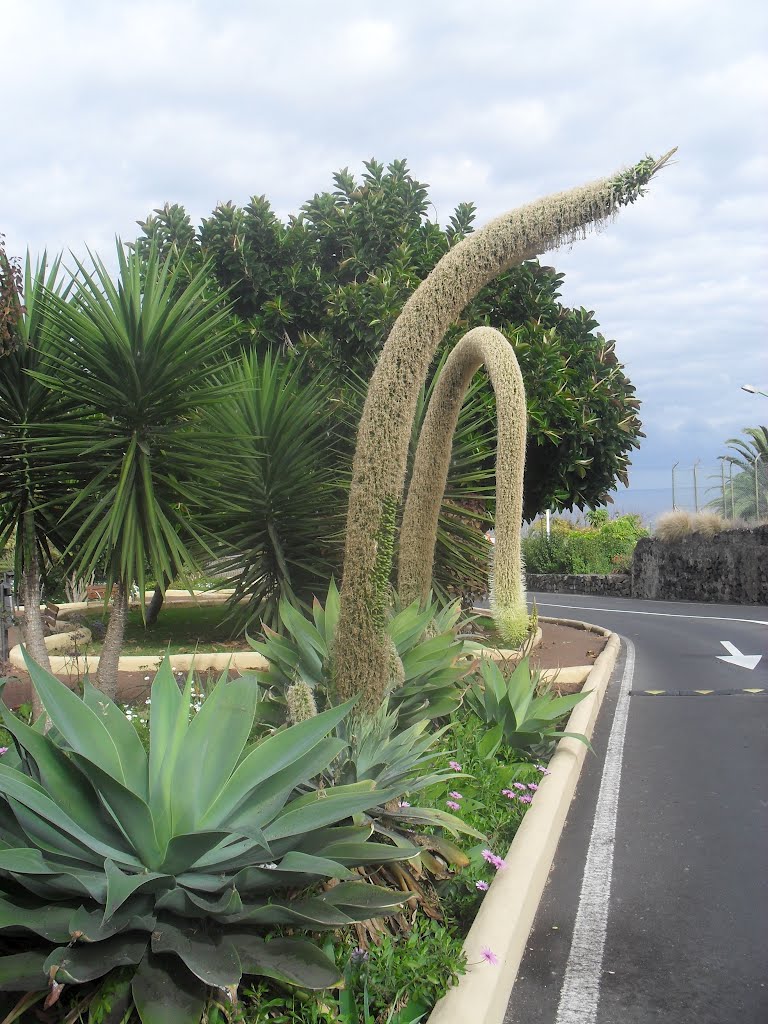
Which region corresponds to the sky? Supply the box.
[3,0,767,520]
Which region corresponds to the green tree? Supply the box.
[709,426,768,520]
[35,243,235,696]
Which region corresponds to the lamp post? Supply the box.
[742,385,768,398]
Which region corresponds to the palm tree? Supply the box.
[0,255,76,697]
[709,426,768,521]
[35,242,235,696]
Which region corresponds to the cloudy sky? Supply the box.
[3,0,767,518]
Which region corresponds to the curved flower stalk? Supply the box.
[335,151,676,706]
[398,327,528,645]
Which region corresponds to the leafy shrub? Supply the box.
[465,656,591,756]
[0,655,417,1018]
[522,513,647,574]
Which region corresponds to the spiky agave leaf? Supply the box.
[0,655,419,1015]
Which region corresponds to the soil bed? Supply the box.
[2,619,605,709]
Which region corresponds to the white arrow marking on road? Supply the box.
[717,641,762,671]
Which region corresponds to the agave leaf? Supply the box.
[103,859,173,922]
[264,783,392,841]
[69,902,157,942]
[200,701,354,828]
[0,767,142,867]
[319,839,421,865]
[170,677,259,834]
[148,660,192,845]
[81,677,149,798]
[383,805,485,840]
[273,850,356,880]
[155,885,243,918]
[0,894,74,942]
[159,829,241,875]
[0,950,48,990]
[22,650,127,785]
[151,917,241,988]
[131,950,207,1024]
[68,756,162,869]
[0,707,131,853]
[231,897,352,928]
[45,933,148,982]
[279,599,327,657]
[231,932,341,989]
[322,880,407,911]
[525,690,590,722]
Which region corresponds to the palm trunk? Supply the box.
[96,580,128,699]
[20,510,50,723]
[145,578,168,627]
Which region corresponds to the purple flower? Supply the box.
[501,789,516,799]
[446,800,461,811]
[527,783,539,791]
[398,800,411,808]
[480,947,499,965]
[475,880,490,892]
[0,747,7,756]
[513,782,527,790]
[449,791,463,800]
[448,760,462,772]
[481,849,506,870]
[351,946,369,964]
[535,764,551,775]
[519,794,532,804]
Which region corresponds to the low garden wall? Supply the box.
[527,573,631,597]
[529,525,768,605]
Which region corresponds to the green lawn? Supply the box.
[79,603,247,655]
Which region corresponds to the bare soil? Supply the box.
[1,620,607,710]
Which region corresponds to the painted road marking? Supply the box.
[630,688,766,697]
[717,640,762,670]
[533,600,768,628]
[554,637,635,1024]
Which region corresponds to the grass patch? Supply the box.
[77,602,246,655]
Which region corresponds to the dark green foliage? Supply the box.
[135,159,645,522]
[198,351,348,630]
[707,426,768,521]
[0,233,23,356]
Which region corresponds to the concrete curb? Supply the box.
[427,620,621,1024]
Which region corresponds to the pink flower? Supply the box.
[501,789,516,799]
[481,849,506,870]
[448,760,462,772]
[535,764,551,775]
[446,800,461,811]
[527,783,539,791]
[519,795,532,804]
[513,782,527,790]
[449,791,463,800]
[480,947,499,965]
[0,747,7,756]
[398,800,410,808]
[475,880,490,891]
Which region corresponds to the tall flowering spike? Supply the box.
[397,326,528,645]
[286,681,318,723]
[335,151,676,707]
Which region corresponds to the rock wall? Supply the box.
[528,526,768,604]
[527,573,631,597]
[631,525,768,604]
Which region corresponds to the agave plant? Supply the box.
[250,579,473,730]
[0,654,418,1019]
[465,656,591,756]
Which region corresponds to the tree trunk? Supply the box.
[20,510,50,723]
[145,583,166,627]
[96,580,128,700]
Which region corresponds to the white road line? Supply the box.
[534,601,768,628]
[554,637,636,1024]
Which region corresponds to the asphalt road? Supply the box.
[503,592,768,1024]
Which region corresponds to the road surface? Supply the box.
[504,592,768,1024]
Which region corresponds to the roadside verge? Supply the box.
[428,621,621,1024]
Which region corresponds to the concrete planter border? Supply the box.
[428,620,621,1024]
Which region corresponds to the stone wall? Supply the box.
[631,525,768,604]
[527,573,631,597]
[527,525,768,604]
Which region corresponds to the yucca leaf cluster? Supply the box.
[0,656,417,1019]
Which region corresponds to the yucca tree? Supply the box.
[199,350,348,631]
[32,242,236,696]
[0,255,76,693]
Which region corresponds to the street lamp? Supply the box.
[742,385,768,397]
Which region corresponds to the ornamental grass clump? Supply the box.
[335,150,676,708]
[0,654,419,1019]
